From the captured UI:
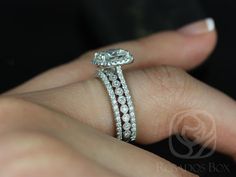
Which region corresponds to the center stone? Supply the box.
[92,49,134,67]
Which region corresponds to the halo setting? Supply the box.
[92,49,134,67]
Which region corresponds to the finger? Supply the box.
[0,98,198,177]
[6,18,217,94]
[17,65,236,159]
[0,131,126,177]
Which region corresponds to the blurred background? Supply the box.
[0,0,235,176]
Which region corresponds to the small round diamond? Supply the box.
[124,89,129,94]
[131,137,135,141]
[115,116,120,121]
[113,105,118,111]
[123,130,131,139]
[109,74,117,81]
[116,127,122,131]
[131,132,136,137]
[105,83,110,87]
[117,134,122,140]
[123,85,128,89]
[129,106,134,111]
[130,112,135,117]
[112,80,121,88]
[122,114,130,122]
[131,124,136,132]
[126,95,131,100]
[123,123,131,130]
[115,88,124,96]
[116,122,122,127]
[110,94,115,99]
[131,118,136,122]
[118,96,126,104]
[120,105,129,113]
[111,60,118,65]
[127,101,132,106]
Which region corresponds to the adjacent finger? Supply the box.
[6,18,217,94]
[0,98,198,177]
[17,65,236,159]
[0,131,126,177]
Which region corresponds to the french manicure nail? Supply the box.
[178,18,215,35]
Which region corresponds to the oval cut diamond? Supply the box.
[92,49,134,67]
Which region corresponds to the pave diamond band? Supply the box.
[93,49,137,142]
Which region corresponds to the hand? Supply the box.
[2,19,234,177]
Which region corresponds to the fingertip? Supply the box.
[131,24,218,70]
[176,18,218,69]
[179,30,218,70]
[178,18,216,35]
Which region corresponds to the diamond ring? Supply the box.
[92,49,137,142]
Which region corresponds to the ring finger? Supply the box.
[15,64,236,159]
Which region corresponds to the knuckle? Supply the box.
[0,97,43,132]
[3,131,66,155]
[0,97,30,116]
[142,66,192,102]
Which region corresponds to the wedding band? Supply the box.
[92,49,137,142]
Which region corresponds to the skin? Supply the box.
[1,25,236,177]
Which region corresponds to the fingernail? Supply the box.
[178,18,215,35]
